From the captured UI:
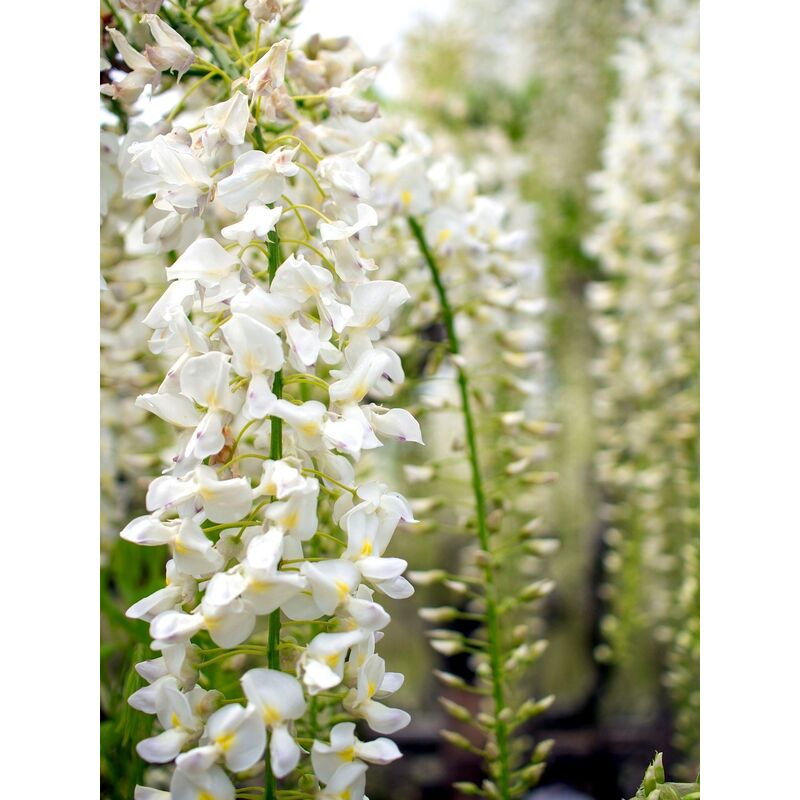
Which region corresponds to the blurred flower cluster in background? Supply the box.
[100,2,699,799]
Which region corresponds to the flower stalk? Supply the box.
[408,215,511,798]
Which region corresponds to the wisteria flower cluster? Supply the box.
[585,0,700,765]
[356,124,558,799]
[101,3,424,798]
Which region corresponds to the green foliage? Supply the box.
[628,753,699,800]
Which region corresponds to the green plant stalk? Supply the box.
[264,227,283,800]
[408,216,511,799]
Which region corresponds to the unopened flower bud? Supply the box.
[439,697,472,722]
[419,606,459,623]
[433,670,467,689]
[441,729,474,752]
[520,579,556,601]
[407,569,446,586]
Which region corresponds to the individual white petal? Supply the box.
[225,705,267,772]
[203,599,256,648]
[149,610,205,643]
[137,728,190,763]
[247,39,289,96]
[280,592,325,621]
[166,239,240,289]
[344,596,391,631]
[126,585,182,621]
[244,372,278,419]
[221,203,282,245]
[322,417,365,456]
[376,671,405,697]
[222,314,285,376]
[357,556,407,581]
[364,406,424,445]
[136,392,203,427]
[121,515,179,546]
[241,668,306,724]
[175,744,219,774]
[106,26,154,72]
[285,317,321,366]
[270,724,300,778]
[255,460,306,500]
[373,574,415,600]
[356,735,402,764]
[194,465,253,523]
[303,559,359,614]
[204,704,266,773]
[204,571,247,607]
[134,787,171,800]
[146,474,197,515]
[173,519,224,577]
[217,149,295,214]
[319,762,367,800]
[186,410,226,460]
[179,352,240,413]
[362,700,411,735]
[243,572,305,615]
[143,279,196,329]
[171,765,235,800]
[142,14,194,78]
[203,92,251,148]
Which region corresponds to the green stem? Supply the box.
[265,225,283,800]
[408,216,511,800]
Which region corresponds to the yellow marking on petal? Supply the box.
[198,792,215,800]
[283,511,299,529]
[325,652,340,668]
[244,352,260,374]
[335,580,351,600]
[300,421,320,436]
[215,731,236,752]
[262,705,281,725]
[400,190,412,208]
[359,540,373,557]
[367,681,376,696]
[174,539,189,555]
[436,229,452,246]
[339,745,355,761]
[170,712,181,728]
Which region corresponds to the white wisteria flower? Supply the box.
[241,668,306,778]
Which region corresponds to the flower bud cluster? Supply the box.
[102,4,424,798]
[584,0,699,764]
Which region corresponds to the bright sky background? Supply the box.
[294,0,454,95]
[126,0,453,123]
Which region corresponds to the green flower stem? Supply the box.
[408,215,511,800]
[265,226,283,800]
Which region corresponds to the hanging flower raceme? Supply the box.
[585,0,699,768]
[355,123,559,799]
[101,4,423,798]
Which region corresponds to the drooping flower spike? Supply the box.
[102,3,423,797]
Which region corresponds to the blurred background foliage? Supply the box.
[100,1,699,798]
[395,0,699,794]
